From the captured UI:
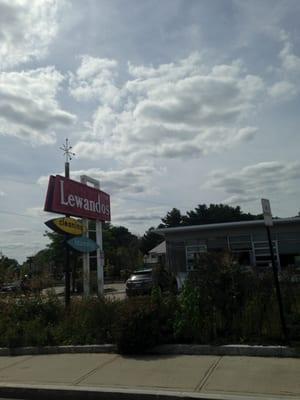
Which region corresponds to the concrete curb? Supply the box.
[0,344,116,356]
[0,383,288,400]
[150,344,300,358]
[0,344,299,358]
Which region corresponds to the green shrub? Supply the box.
[174,252,292,344]
[115,297,160,354]
[0,263,299,350]
[54,297,122,345]
[115,294,178,354]
[174,281,207,343]
[0,293,63,347]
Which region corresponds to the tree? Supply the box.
[140,227,163,255]
[0,254,19,284]
[102,223,142,275]
[161,208,183,227]
[182,204,261,225]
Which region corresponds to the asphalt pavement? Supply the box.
[0,353,299,400]
[41,282,126,300]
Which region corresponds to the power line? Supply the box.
[0,177,193,210]
[0,177,39,186]
[0,209,38,219]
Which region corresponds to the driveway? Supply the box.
[104,281,126,300]
[42,282,126,300]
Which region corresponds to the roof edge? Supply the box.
[155,217,300,235]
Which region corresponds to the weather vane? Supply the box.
[60,138,75,163]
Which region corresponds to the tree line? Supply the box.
[140,204,263,254]
[1,204,264,282]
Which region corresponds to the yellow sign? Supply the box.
[45,217,84,236]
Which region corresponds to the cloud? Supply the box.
[206,161,300,204]
[0,228,31,235]
[2,242,42,251]
[268,80,298,101]
[0,191,6,196]
[0,0,65,70]
[0,67,76,145]
[279,34,300,74]
[38,166,159,195]
[25,207,47,217]
[112,206,165,226]
[113,212,162,224]
[267,32,300,102]
[69,55,120,104]
[71,53,264,161]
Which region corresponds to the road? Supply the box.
[104,282,126,300]
[42,282,126,300]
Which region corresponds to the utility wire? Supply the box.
[0,178,193,210]
[0,209,40,219]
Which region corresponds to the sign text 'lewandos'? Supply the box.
[44,175,110,221]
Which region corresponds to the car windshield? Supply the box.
[130,272,152,281]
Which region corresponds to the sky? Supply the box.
[0,0,300,262]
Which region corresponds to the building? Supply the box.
[156,218,300,288]
[143,241,166,265]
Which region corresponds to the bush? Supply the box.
[54,297,122,345]
[115,293,178,354]
[0,293,63,347]
[174,252,289,344]
[0,260,299,351]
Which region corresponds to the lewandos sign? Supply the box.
[44,175,111,221]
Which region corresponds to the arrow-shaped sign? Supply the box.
[45,217,84,236]
[67,236,99,253]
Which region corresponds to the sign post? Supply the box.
[80,175,104,297]
[60,139,75,307]
[261,199,289,343]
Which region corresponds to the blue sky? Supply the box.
[0,0,300,262]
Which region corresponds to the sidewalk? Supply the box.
[0,353,299,399]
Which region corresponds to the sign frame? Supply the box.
[44,175,110,221]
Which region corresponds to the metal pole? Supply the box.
[59,138,75,308]
[82,218,90,297]
[94,179,104,296]
[266,226,289,343]
[96,219,104,296]
[64,161,71,307]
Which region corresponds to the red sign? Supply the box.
[44,175,111,221]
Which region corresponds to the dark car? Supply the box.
[125,267,177,297]
[0,281,21,293]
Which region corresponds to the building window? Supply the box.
[186,245,207,271]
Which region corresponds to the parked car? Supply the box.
[125,267,177,297]
[0,281,21,293]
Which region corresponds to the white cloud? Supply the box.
[113,211,162,225]
[279,36,300,74]
[38,166,159,195]
[0,0,65,70]
[206,161,300,204]
[0,67,76,145]
[268,32,300,102]
[0,228,31,235]
[268,80,298,101]
[72,53,264,162]
[69,55,120,104]
[25,207,48,218]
